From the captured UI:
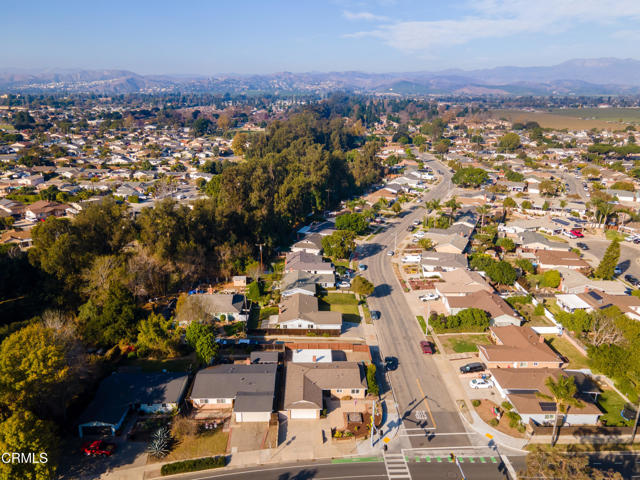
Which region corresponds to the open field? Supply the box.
[490,109,634,130]
[550,107,640,124]
[544,335,589,369]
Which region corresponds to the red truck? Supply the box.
[82,440,116,457]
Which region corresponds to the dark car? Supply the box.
[82,440,116,457]
[576,242,588,250]
[407,225,415,232]
[459,362,485,374]
[384,356,398,371]
[420,340,434,354]
[625,274,640,287]
[370,310,381,320]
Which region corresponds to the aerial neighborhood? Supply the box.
[2,84,640,480]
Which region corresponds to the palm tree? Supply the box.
[536,375,583,446]
[476,204,492,229]
[444,197,461,227]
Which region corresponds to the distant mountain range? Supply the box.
[2,58,640,95]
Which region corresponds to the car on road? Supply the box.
[469,378,493,389]
[570,229,584,238]
[407,225,415,232]
[418,293,439,301]
[625,274,640,287]
[614,266,622,276]
[387,250,394,256]
[370,310,381,320]
[420,340,434,354]
[413,219,421,226]
[576,242,589,250]
[459,362,485,374]
[337,281,351,288]
[384,356,398,371]
[562,230,577,239]
[82,440,116,457]
[358,264,367,271]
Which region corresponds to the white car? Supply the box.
[562,230,577,239]
[413,231,426,239]
[614,266,622,275]
[337,281,351,288]
[419,293,439,301]
[469,378,493,389]
[413,219,421,226]
[387,250,394,256]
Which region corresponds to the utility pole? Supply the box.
[450,453,466,480]
[255,243,265,275]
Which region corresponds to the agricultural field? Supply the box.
[490,108,639,130]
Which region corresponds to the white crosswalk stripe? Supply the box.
[384,453,412,479]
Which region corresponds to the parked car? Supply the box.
[420,340,434,354]
[614,266,622,276]
[576,242,588,250]
[459,362,485,374]
[387,250,394,256]
[562,230,577,239]
[337,281,351,288]
[418,293,439,301]
[370,310,381,320]
[358,264,367,271]
[82,440,116,457]
[570,229,584,238]
[384,356,398,371]
[413,219,421,226]
[469,378,493,389]
[625,274,640,287]
[407,225,415,232]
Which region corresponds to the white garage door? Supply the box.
[235,411,271,423]
[290,409,318,419]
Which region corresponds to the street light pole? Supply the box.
[255,243,265,275]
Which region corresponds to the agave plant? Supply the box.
[147,426,172,458]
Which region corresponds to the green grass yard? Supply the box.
[544,335,589,369]
[441,334,491,354]
[597,390,631,427]
[124,355,196,373]
[319,292,361,323]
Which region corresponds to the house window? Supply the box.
[544,414,555,420]
[336,389,343,393]
[162,403,169,408]
[533,362,539,366]
[351,389,360,394]
[519,362,528,367]
[216,399,226,404]
[297,323,302,328]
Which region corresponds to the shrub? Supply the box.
[161,456,226,476]
[489,418,499,427]
[540,270,561,288]
[472,399,481,407]
[533,304,545,316]
[506,411,522,429]
[501,401,513,411]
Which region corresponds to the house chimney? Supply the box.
[312,355,317,362]
[539,335,545,344]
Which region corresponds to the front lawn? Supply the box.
[223,321,244,336]
[318,292,361,323]
[441,334,491,354]
[605,230,625,242]
[544,335,589,369]
[598,390,631,427]
[150,422,228,463]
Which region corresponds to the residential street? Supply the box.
[356,156,473,450]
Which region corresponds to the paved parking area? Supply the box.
[230,421,270,452]
[448,358,502,402]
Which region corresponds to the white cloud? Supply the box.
[346,0,640,52]
[343,10,388,22]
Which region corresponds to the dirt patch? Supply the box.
[408,279,435,290]
[473,399,526,438]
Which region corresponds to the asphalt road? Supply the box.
[356,156,471,450]
[167,459,510,480]
[569,235,640,281]
[561,172,589,202]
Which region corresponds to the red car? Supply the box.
[420,340,434,354]
[570,229,584,238]
[82,440,116,457]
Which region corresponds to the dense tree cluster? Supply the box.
[451,167,488,188]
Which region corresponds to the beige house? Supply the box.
[282,362,367,419]
[478,326,563,369]
[443,290,521,326]
[435,269,493,297]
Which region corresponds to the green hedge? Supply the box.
[416,315,427,334]
[161,456,226,476]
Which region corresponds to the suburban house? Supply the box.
[533,250,590,272]
[555,267,628,295]
[282,362,367,419]
[517,231,570,251]
[490,368,602,426]
[280,270,335,296]
[189,364,277,423]
[0,198,25,217]
[284,251,334,275]
[25,200,69,221]
[443,290,521,326]
[180,293,248,325]
[266,293,342,331]
[77,371,189,437]
[420,252,468,277]
[291,233,323,255]
[606,189,636,203]
[478,326,563,368]
[556,290,640,320]
[0,229,33,249]
[435,269,493,297]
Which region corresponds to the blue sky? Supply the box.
[3,0,640,74]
